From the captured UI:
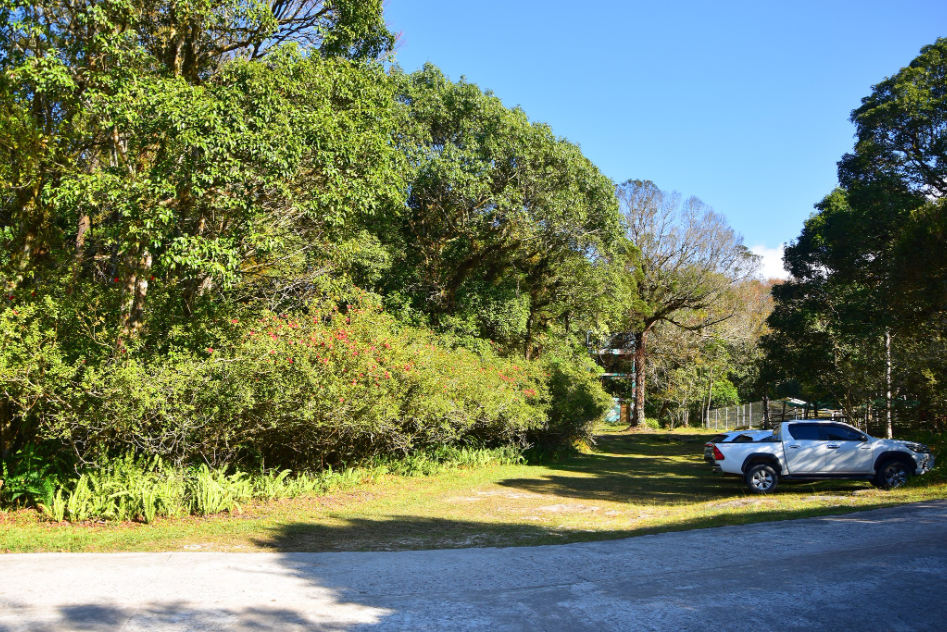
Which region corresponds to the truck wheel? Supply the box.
[746,464,779,494]
[875,460,910,490]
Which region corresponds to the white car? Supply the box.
[711,420,935,493]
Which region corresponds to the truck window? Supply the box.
[787,424,821,441]
[821,425,864,441]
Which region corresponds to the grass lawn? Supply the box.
[3,425,945,553]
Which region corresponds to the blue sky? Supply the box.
[385,1,947,278]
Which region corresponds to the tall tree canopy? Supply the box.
[369,65,632,359]
[1,0,401,341]
[0,1,623,465]
[765,38,947,431]
[616,180,754,425]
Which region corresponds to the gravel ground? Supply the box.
[1,500,945,631]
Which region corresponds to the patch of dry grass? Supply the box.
[3,426,945,553]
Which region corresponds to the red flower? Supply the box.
[207,347,214,354]
[114,277,120,283]
[288,358,293,363]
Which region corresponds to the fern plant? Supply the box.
[39,487,66,522]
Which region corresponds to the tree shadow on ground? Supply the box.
[249,515,573,552]
[0,602,361,632]
[5,503,941,631]
[497,432,874,505]
[246,503,891,554]
[244,431,882,553]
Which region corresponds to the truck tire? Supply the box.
[746,463,779,494]
[875,460,911,490]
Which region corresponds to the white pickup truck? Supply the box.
[711,420,935,494]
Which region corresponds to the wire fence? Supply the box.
[704,400,928,436]
[704,402,773,431]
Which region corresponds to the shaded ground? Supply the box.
[2,427,945,553]
[1,501,945,630]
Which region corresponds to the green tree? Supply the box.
[372,64,630,359]
[763,189,890,425]
[0,0,401,337]
[0,0,403,451]
[616,180,755,426]
[766,38,947,434]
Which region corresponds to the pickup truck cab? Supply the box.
[711,420,934,494]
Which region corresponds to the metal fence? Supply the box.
[704,402,772,431]
[704,400,926,436]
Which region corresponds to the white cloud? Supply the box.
[749,244,789,281]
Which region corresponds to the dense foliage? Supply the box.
[764,38,947,432]
[4,297,612,470]
[368,65,632,359]
[0,0,616,505]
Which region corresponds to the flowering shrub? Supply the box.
[2,297,607,470]
[212,301,549,468]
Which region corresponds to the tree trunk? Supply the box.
[762,390,770,427]
[885,329,893,439]
[524,312,533,361]
[72,212,90,279]
[632,330,647,427]
[0,398,9,460]
[704,368,715,428]
[120,249,153,340]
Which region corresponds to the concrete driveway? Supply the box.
[1,500,945,631]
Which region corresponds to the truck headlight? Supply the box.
[905,442,931,453]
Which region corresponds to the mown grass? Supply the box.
[3,425,945,553]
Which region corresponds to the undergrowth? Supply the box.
[3,445,524,524]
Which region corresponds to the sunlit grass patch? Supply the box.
[2,427,945,553]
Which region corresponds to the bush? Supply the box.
[2,296,610,475]
[0,444,69,508]
[528,356,611,450]
[10,300,556,469]
[641,417,662,430]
